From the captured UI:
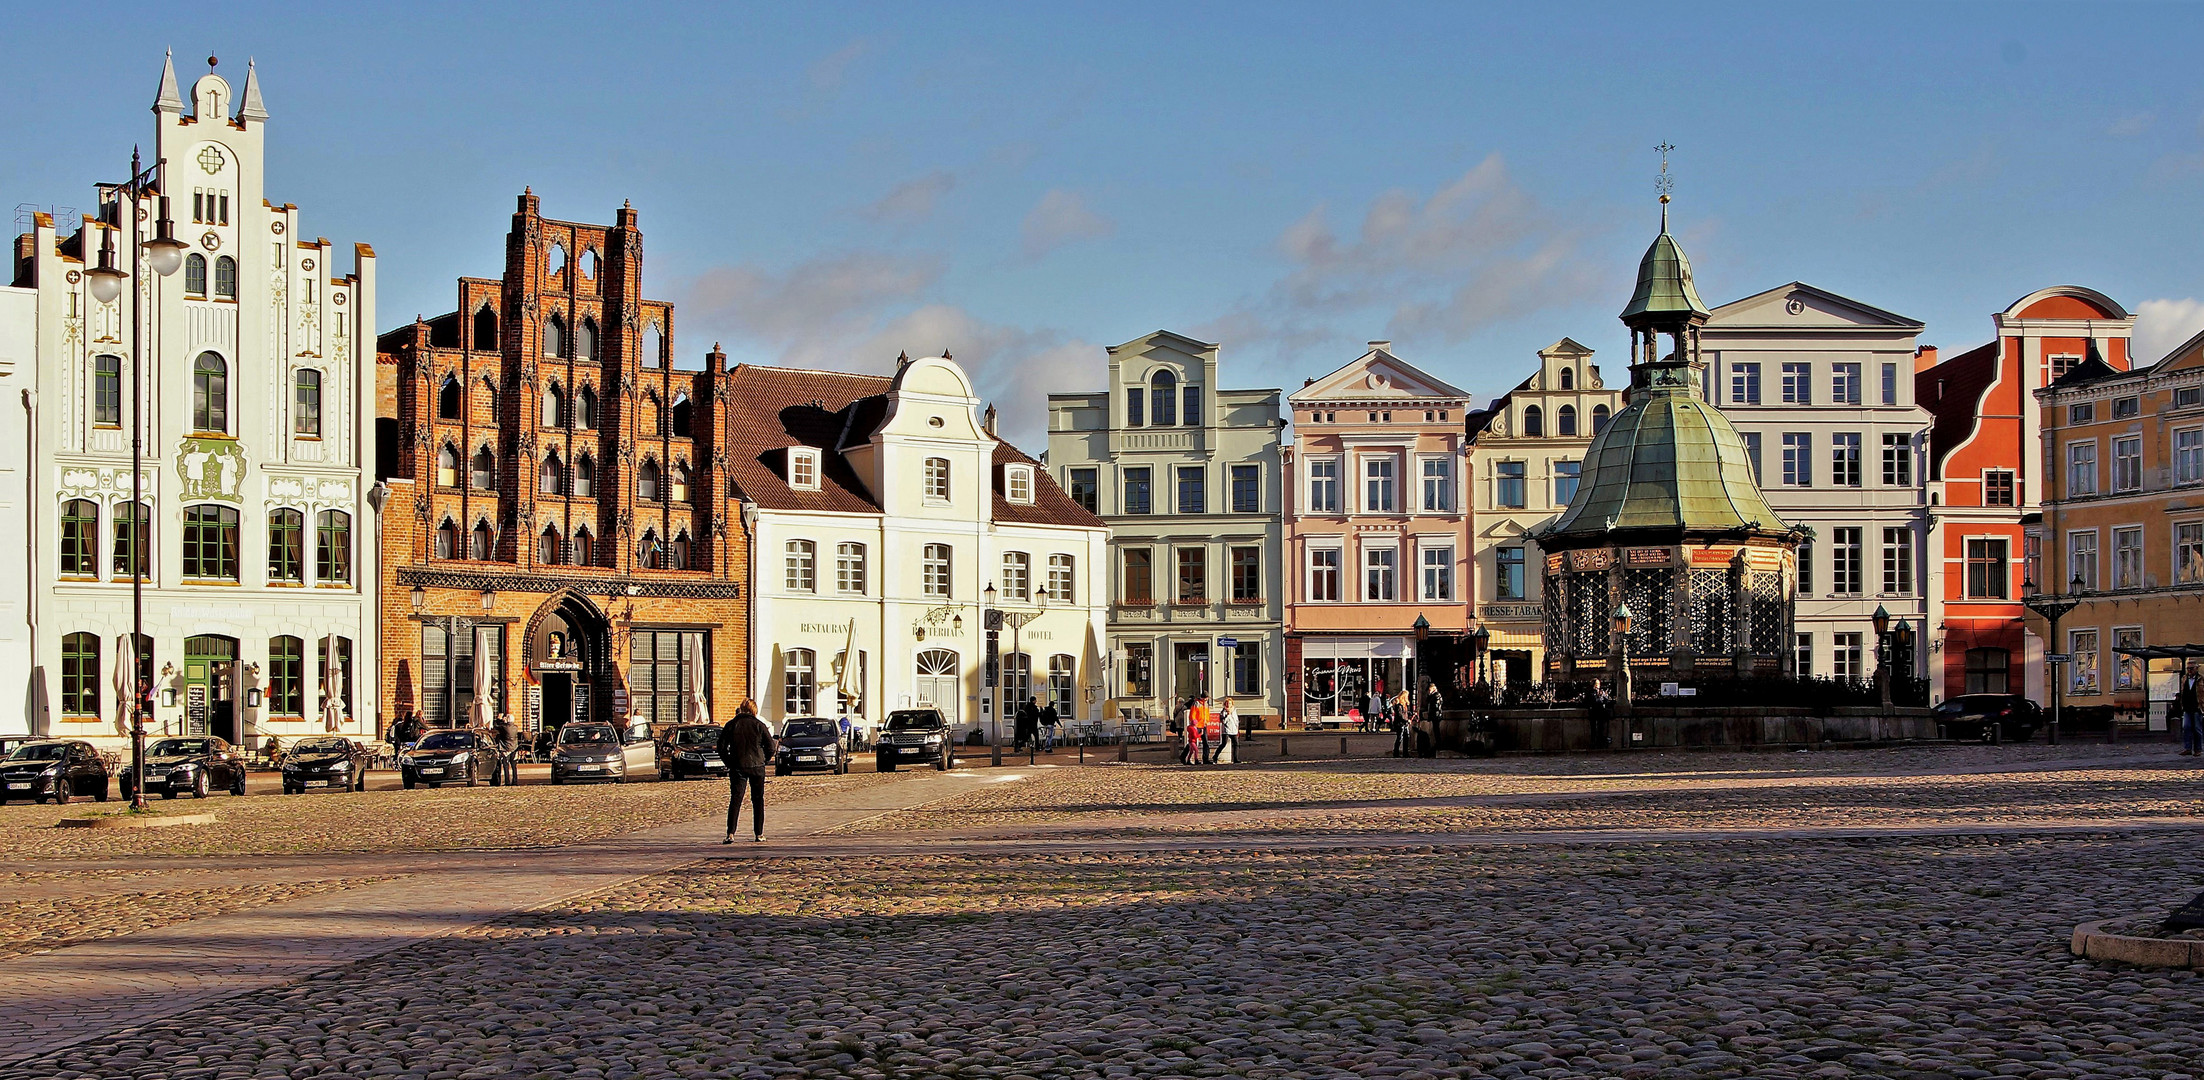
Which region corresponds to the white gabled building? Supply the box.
[730,356,1110,742]
[9,54,379,748]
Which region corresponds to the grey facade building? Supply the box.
[1047,331,1285,722]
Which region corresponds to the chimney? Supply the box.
[1913,344,1939,374]
[982,403,998,436]
[1368,340,1391,354]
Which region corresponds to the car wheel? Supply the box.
[837,759,848,776]
[935,753,950,771]
[551,772,564,785]
[402,774,417,790]
[95,780,109,803]
[50,780,68,806]
[775,764,790,776]
[230,772,247,797]
[877,757,895,772]
[161,787,176,800]
[192,772,209,800]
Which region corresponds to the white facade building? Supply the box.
[732,357,1110,741]
[10,55,379,747]
[0,285,33,736]
[1704,283,1930,684]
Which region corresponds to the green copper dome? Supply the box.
[1544,389,1787,540]
[1619,226,1709,323]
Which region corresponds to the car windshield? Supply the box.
[673,727,719,746]
[559,725,617,745]
[886,712,942,731]
[1942,697,2008,712]
[149,739,212,757]
[5,743,69,762]
[783,719,834,738]
[416,731,478,750]
[293,739,347,754]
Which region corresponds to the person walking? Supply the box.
[1194,693,1218,764]
[1366,690,1385,733]
[490,715,521,785]
[1014,697,1038,752]
[1038,697,1060,753]
[1181,696,1204,765]
[719,700,776,843]
[2181,666,2203,757]
[1216,699,1240,765]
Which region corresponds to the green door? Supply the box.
[183,636,239,743]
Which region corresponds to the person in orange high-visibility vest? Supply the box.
[1183,696,1208,765]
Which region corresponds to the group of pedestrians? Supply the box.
[1014,696,1061,752]
[1173,693,1239,765]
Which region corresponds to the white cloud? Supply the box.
[858,171,955,225]
[1020,189,1113,260]
[679,251,941,348]
[851,305,1099,448]
[2133,298,2204,363]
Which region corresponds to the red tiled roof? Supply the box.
[992,442,1105,530]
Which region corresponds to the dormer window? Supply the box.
[789,448,820,491]
[1006,464,1034,504]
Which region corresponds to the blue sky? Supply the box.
[8,2,2204,445]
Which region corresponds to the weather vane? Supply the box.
[1654,142,1675,203]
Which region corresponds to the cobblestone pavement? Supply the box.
[0,874,387,957]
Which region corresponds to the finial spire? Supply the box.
[238,58,268,122]
[1654,142,1675,232]
[154,49,183,113]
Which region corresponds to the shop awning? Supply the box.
[2114,644,2204,659]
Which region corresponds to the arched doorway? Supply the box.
[914,649,960,726]
[528,595,610,734]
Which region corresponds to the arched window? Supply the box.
[572,527,595,566]
[435,518,459,559]
[580,249,599,280]
[637,459,661,501]
[470,519,494,561]
[480,375,499,426]
[438,376,462,421]
[59,499,97,577]
[214,256,237,299]
[671,461,691,502]
[672,530,691,571]
[1559,367,1574,390]
[638,529,663,569]
[537,526,561,565]
[181,505,240,581]
[267,508,303,582]
[267,636,304,716]
[471,446,495,490]
[1522,404,1543,437]
[315,510,351,584]
[546,243,567,279]
[578,318,598,362]
[1557,404,1577,437]
[542,383,565,428]
[646,392,665,437]
[435,445,459,488]
[671,393,693,437]
[59,633,99,717]
[184,253,207,296]
[783,648,816,716]
[543,313,564,358]
[192,352,229,433]
[1591,404,1611,434]
[574,453,596,497]
[1150,370,1179,426]
[473,304,498,351]
[576,385,598,429]
[643,323,664,369]
[539,450,563,495]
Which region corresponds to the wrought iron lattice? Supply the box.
[1689,569,1732,655]
[1568,573,1610,657]
[1624,568,1672,655]
[1543,579,1567,653]
[1748,570,1787,653]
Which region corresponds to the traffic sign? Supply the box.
[2045,653,2073,664]
[1217,637,1238,648]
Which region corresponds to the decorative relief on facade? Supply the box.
[176,437,248,502]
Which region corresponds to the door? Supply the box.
[1173,643,1209,705]
[622,719,656,772]
[543,674,573,732]
[914,650,960,726]
[183,636,239,742]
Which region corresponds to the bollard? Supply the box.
[993,742,1002,766]
[1279,735,1289,759]
[1118,739,1128,763]
[1029,744,1036,765]
[1340,735,1349,757]
[1078,741,1085,764]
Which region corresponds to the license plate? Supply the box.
[4,783,26,790]
[304,780,329,788]
[577,764,603,772]
[419,768,444,776]
[798,755,820,762]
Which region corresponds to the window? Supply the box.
[2115,436,2142,492]
[1965,538,2009,598]
[783,649,817,716]
[1067,468,1097,512]
[1832,527,1863,596]
[267,508,303,582]
[922,544,951,597]
[1554,460,1581,505]
[1421,546,1453,601]
[1003,551,1031,601]
[538,526,561,565]
[93,355,121,426]
[474,305,498,350]
[2114,396,2140,419]
[1794,633,1814,677]
[420,623,507,729]
[1420,458,1453,512]
[1176,547,1205,603]
[113,501,147,579]
[670,530,692,571]
[1124,642,1153,697]
[438,377,462,421]
[1781,362,1811,405]
[1731,362,1761,405]
[572,528,594,565]
[1797,543,1813,595]
[2114,526,2144,590]
[310,510,350,584]
[1231,464,1260,513]
[541,384,565,428]
[182,505,239,581]
[1831,433,1861,487]
[1046,654,1076,715]
[574,454,595,497]
[1881,433,1911,487]
[578,319,599,363]
[192,352,228,433]
[1591,404,1610,433]
[290,369,322,436]
[1150,371,1178,426]
[539,452,562,495]
[59,500,97,577]
[1006,465,1034,504]
[1048,553,1076,603]
[471,520,494,561]
[637,459,660,501]
[1495,461,1525,508]
[2068,442,2098,496]
[2024,531,2042,589]
[1832,362,1861,405]
[480,376,499,427]
[1495,546,1525,600]
[1308,458,1340,514]
[1881,363,1898,405]
[1741,432,1762,484]
[264,635,304,716]
[576,386,597,429]
[1309,547,1342,601]
[2070,629,2100,695]
[2182,386,2204,409]
[924,457,950,502]
[1182,383,1201,427]
[642,321,664,367]
[1123,548,1152,604]
[1126,384,1144,427]
[214,256,236,299]
[1231,641,1260,696]
[837,543,867,594]
[785,541,816,592]
[1984,469,2016,507]
[59,633,98,717]
[1882,527,1912,595]
[2180,523,2204,584]
[2069,402,2095,425]
[472,447,496,491]
[2177,430,2204,486]
[1556,404,1577,437]
[1781,433,1812,486]
[185,253,207,296]
[1230,547,1260,602]
[1176,466,1204,514]
[1522,405,1544,437]
[1964,647,2010,694]
[2068,529,2099,591]
[635,530,664,570]
[434,519,459,559]
[543,314,564,358]
[1364,545,1396,601]
[788,449,818,492]
[1123,466,1151,515]
[1833,632,1864,681]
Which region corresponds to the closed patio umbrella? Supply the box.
[113,634,134,736]
[835,619,861,717]
[468,626,495,729]
[683,634,710,725]
[321,634,346,733]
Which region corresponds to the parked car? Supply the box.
[281,736,372,793]
[1934,694,2042,742]
[657,724,728,781]
[401,728,489,788]
[550,721,655,784]
[121,736,247,800]
[776,717,847,776]
[876,709,952,772]
[0,740,109,804]
[0,735,36,762]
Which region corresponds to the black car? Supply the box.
[776,717,847,776]
[876,709,952,772]
[281,736,372,794]
[401,729,489,788]
[657,724,728,780]
[121,736,247,801]
[1935,694,2043,742]
[0,740,109,804]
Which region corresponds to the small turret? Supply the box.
[237,58,269,122]
[153,49,183,114]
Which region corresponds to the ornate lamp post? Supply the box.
[1612,602,1635,719]
[2021,572,2085,746]
[1471,623,1492,689]
[86,151,188,810]
[1872,603,1892,707]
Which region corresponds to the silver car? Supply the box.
[550,721,657,784]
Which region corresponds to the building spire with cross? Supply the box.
[1655,142,1675,231]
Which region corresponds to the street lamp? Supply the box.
[2021,571,2085,746]
[1612,602,1635,721]
[1872,603,1893,707]
[1471,623,1491,688]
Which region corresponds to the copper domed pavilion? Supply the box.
[1535,204,1804,686]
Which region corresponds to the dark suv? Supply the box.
[1,740,109,804]
[776,717,846,776]
[1934,694,2042,742]
[876,709,953,772]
